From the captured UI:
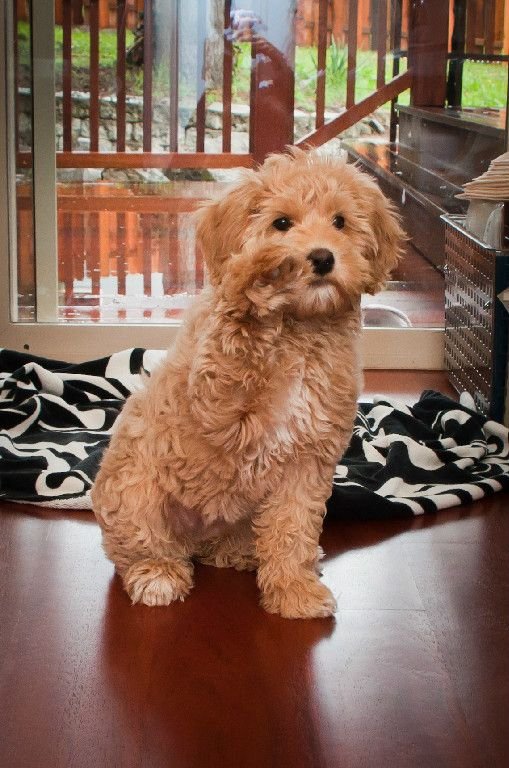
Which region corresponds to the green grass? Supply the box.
[232,42,408,110]
[461,60,508,109]
[292,47,507,111]
[16,23,508,111]
[233,43,508,111]
[18,21,135,65]
[53,24,135,66]
[53,24,135,89]
[17,21,135,87]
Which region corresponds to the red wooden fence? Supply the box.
[296,0,507,54]
[17,0,142,29]
[16,182,206,321]
[16,0,508,53]
[296,0,407,50]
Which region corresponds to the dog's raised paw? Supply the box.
[257,255,300,288]
[123,558,194,607]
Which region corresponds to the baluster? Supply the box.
[89,0,99,151]
[62,0,72,151]
[376,0,388,89]
[116,0,127,152]
[389,0,403,144]
[143,0,153,151]
[222,0,232,152]
[315,0,328,129]
[347,0,358,108]
[196,1,206,152]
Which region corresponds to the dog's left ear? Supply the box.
[360,178,405,295]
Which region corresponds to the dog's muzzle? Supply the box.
[307,248,335,276]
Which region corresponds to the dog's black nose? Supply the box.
[307,248,335,276]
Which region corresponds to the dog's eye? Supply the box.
[333,215,345,230]
[272,217,293,232]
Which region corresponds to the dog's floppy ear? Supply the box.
[359,177,405,295]
[195,171,263,285]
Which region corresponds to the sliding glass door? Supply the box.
[0,0,444,367]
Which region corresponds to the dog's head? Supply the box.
[196,148,404,319]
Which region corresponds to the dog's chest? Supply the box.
[261,367,329,456]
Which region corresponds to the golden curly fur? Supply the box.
[92,148,404,619]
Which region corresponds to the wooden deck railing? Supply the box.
[298,0,411,148]
[56,0,250,167]
[16,0,415,169]
[15,183,208,321]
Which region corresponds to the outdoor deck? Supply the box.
[16,180,444,326]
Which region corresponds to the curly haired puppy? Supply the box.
[92,149,403,619]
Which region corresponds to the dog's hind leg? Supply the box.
[99,515,195,606]
[93,468,195,607]
[99,511,195,607]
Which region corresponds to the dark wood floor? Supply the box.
[0,371,507,768]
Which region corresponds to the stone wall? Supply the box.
[17,87,387,156]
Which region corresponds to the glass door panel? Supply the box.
[54,0,231,324]
[5,1,506,369]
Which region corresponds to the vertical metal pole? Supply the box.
[31,1,58,322]
[169,0,179,153]
[0,0,19,323]
[389,0,403,145]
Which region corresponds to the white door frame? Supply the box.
[0,0,444,367]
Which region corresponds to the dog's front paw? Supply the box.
[260,574,337,619]
[253,254,301,290]
[123,558,194,607]
[222,247,303,317]
[243,253,303,317]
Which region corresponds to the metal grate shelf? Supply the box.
[443,214,509,422]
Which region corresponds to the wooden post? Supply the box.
[315,0,328,129]
[62,0,72,152]
[143,0,153,152]
[89,0,100,151]
[222,0,233,152]
[407,0,449,107]
[504,0,509,55]
[249,3,296,164]
[484,0,495,55]
[168,0,179,153]
[116,0,127,152]
[447,0,467,108]
[346,0,358,108]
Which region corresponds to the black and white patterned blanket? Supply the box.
[1,348,508,517]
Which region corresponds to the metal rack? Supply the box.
[443,214,509,422]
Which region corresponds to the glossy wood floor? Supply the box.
[1,371,507,768]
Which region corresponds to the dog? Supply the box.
[91,148,403,619]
